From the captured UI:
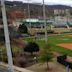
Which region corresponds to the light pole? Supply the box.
[1,0,14,72]
[66,9,70,29]
[26,0,31,33]
[42,0,48,43]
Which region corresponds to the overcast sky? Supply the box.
[7,0,72,7]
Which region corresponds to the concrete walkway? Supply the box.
[0,67,8,72]
[0,62,33,72]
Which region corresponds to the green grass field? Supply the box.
[24,34,72,56]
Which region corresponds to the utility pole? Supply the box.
[1,0,14,72]
[43,0,48,43]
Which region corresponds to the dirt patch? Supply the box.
[56,43,72,50]
[26,61,67,72]
[67,34,72,37]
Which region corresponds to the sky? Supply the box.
[7,0,72,7]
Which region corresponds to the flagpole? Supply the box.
[1,0,14,72]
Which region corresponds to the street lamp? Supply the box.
[1,0,14,72]
[42,0,48,43]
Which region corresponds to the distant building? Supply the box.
[0,1,72,27]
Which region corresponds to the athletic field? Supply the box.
[24,33,72,56]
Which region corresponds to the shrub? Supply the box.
[18,23,28,34]
[14,53,27,67]
[24,42,39,55]
[57,55,72,69]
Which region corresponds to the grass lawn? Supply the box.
[24,34,72,56]
[1,34,72,63]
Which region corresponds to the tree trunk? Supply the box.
[47,62,49,70]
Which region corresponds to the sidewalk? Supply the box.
[0,62,33,72]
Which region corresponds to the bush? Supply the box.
[57,55,72,69]
[14,53,27,67]
[18,23,28,34]
[24,42,39,55]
